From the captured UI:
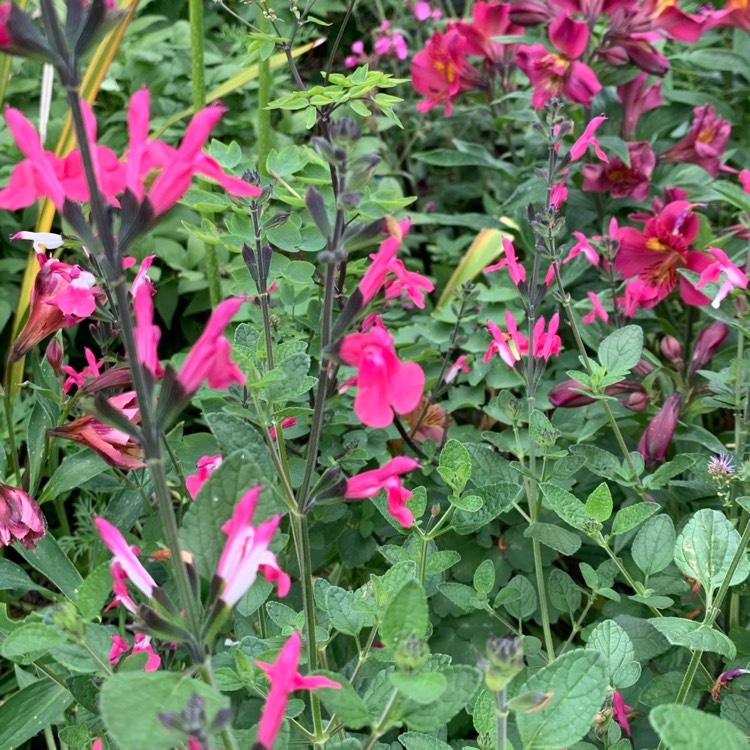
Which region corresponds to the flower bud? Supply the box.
[633,358,654,376]
[689,321,730,381]
[45,337,63,375]
[623,391,649,412]
[482,636,524,691]
[660,335,684,370]
[638,392,682,464]
[0,483,47,550]
[394,635,430,671]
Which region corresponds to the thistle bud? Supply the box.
[482,635,524,691]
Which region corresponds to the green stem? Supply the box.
[418,534,429,586]
[655,650,703,750]
[497,688,508,750]
[362,689,399,750]
[200,663,240,750]
[531,537,555,659]
[189,0,206,108]
[2,379,19,481]
[257,10,271,176]
[44,725,57,750]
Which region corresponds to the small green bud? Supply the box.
[394,634,430,671]
[481,635,524,692]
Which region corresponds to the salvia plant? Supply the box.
[1,1,750,750]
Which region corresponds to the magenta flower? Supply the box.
[10,253,103,362]
[638,392,681,464]
[582,141,656,201]
[109,633,161,671]
[612,690,634,737]
[269,417,297,441]
[133,283,163,379]
[216,487,290,607]
[712,668,750,702]
[549,378,646,408]
[601,7,670,76]
[255,632,341,749]
[452,1,523,67]
[688,321,730,381]
[484,238,527,285]
[0,484,47,550]
[178,298,245,396]
[484,310,561,367]
[695,247,748,308]
[567,232,601,266]
[185,454,222,499]
[582,291,609,324]
[618,73,662,140]
[345,456,421,527]
[413,1,441,21]
[339,324,425,428]
[569,115,609,162]
[445,354,470,384]
[516,14,601,109]
[49,391,145,470]
[384,258,435,308]
[411,29,483,116]
[358,219,408,305]
[61,347,103,394]
[659,105,731,177]
[95,515,156,612]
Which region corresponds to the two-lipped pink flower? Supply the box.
[95,515,156,613]
[358,219,410,305]
[445,354,470,384]
[255,632,341,749]
[61,347,103,393]
[568,115,609,163]
[133,283,163,379]
[339,324,425,428]
[109,633,161,671]
[0,484,47,550]
[484,237,527,285]
[516,14,601,108]
[582,291,609,324]
[216,487,290,607]
[185,454,223,499]
[345,456,421,527]
[10,253,102,361]
[484,310,561,367]
[177,298,246,396]
[695,247,748,308]
[612,690,634,737]
[49,391,145,470]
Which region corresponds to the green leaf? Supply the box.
[548,569,582,615]
[525,523,582,555]
[650,704,749,750]
[236,579,274,618]
[399,731,453,750]
[599,325,643,374]
[0,678,73,750]
[611,502,659,536]
[649,618,736,659]
[425,550,461,576]
[16,534,83,602]
[472,689,496,736]
[390,672,448,705]
[632,515,676,577]
[204,410,272,471]
[720,695,750,735]
[264,352,317,402]
[452,482,519,534]
[529,410,560,448]
[540,483,590,532]
[673,509,750,594]
[1,623,66,663]
[644,455,697,489]
[517,649,609,749]
[76,563,113,621]
[450,494,484,512]
[438,440,472,494]
[473,560,496,596]
[315,672,370,730]
[326,586,365,636]
[180,449,285,578]
[585,620,640,689]
[438,582,484,612]
[99,671,230,750]
[585,483,613,522]
[380,580,429,647]
[495,575,537,620]
[0,558,48,593]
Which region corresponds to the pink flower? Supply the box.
[359,219,411,305]
[516,14,601,108]
[569,115,609,162]
[695,247,748,308]
[689,321,730,381]
[255,632,341,749]
[618,73,662,140]
[445,354,470,384]
[269,417,297,441]
[10,254,103,362]
[133,283,163,378]
[384,259,434,308]
[11,231,63,253]
[178,298,246,395]
[601,7,670,76]
[615,201,712,307]
[567,232,600,266]
[484,237,526,285]
[339,324,425,429]
[217,487,290,607]
[109,633,161,671]
[185,454,222,499]
[582,291,609,324]
[741,169,750,194]
[49,391,145,470]
[612,690,634,737]
[345,456,421,527]
[95,515,156,611]
[0,484,47,550]
[411,29,483,116]
[638,392,681,464]
[413,1,440,21]
[61,347,103,394]
[712,668,750,702]
[659,105,731,177]
[484,311,561,367]
[452,2,523,66]
[582,141,656,201]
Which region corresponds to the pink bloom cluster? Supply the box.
[109,633,161,671]
[0,88,260,214]
[345,20,407,68]
[484,310,562,368]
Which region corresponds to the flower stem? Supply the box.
[362,689,399,750]
[497,688,508,750]
[257,9,271,176]
[655,650,703,750]
[188,0,206,110]
[2,375,19,482]
[200,662,240,750]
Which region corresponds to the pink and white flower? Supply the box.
[185,454,223,499]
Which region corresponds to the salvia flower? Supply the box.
[11,231,63,253]
[177,298,246,396]
[345,456,422,527]
[0,484,47,550]
[712,668,750,702]
[49,391,145,470]
[255,632,341,749]
[133,283,163,379]
[484,237,527,285]
[186,455,222,499]
[95,515,156,612]
[109,633,161,671]
[612,690,634,737]
[445,354,470,384]
[659,105,731,177]
[10,253,103,361]
[339,324,425,428]
[484,311,561,367]
[568,115,609,162]
[695,247,748,308]
[638,392,681,464]
[582,291,609,324]
[61,347,103,393]
[216,487,290,607]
